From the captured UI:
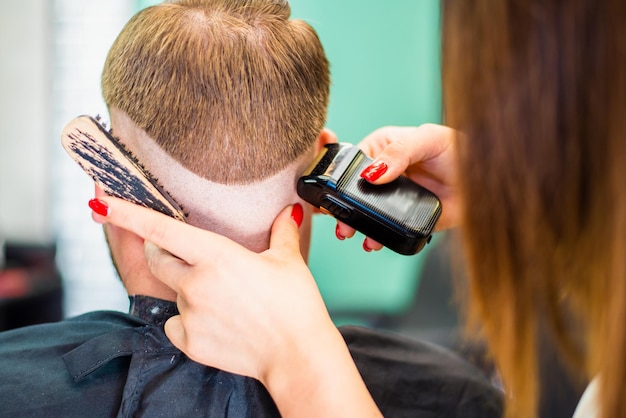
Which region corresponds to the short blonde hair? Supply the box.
[102,0,330,184]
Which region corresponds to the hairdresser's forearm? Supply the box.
[263,324,382,418]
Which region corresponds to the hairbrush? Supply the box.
[61,115,187,222]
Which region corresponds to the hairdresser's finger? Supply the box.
[363,237,383,253]
[163,315,189,353]
[357,126,415,161]
[164,315,219,369]
[143,241,191,289]
[267,204,306,258]
[89,196,231,265]
[335,221,357,241]
[359,124,455,185]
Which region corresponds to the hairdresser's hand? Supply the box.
[336,124,459,251]
[90,197,381,418]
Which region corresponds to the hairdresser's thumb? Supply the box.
[268,204,304,258]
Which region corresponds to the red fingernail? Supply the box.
[335,224,345,240]
[89,198,109,217]
[360,161,388,182]
[362,240,373,253]
[291,203,303,228]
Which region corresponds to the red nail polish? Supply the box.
[89,198,109,217]
[360,161,388,182]
[362,240,373,253]
[291,203,303,228]
[335,224,345,241]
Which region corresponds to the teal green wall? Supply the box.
[289,1,441,139]
[134,1,443,319]
[137,0,159,9]
[289,1,442,319]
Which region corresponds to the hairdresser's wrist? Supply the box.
[262,321,382,418]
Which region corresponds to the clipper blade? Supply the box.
[61,115,187,222]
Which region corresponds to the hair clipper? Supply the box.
[297,143,441,255]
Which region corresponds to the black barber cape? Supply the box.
[0,296,503,417]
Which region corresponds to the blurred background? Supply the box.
[0,0,448,332]
[0,2,583,416]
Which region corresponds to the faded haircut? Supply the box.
[102,0,330,184]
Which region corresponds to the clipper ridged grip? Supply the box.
[338,156,440,234]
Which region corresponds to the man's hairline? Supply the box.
[108,107,314,244]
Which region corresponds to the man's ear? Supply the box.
[309,129,339,216]
[314,128,338,154]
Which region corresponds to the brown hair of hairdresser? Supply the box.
[102,0,329,185]
[442,0,626,417]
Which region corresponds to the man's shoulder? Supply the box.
[0,310,148,416]
[340,325,504,418]
[0,310,142,351]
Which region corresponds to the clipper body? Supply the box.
[297,143,441,255]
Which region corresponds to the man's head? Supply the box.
[103,0,329,184]
[98,0,331,297]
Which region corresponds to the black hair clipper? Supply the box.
[297,143,441,255]
[61,115,187,222]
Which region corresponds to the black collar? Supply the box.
[128,295,179,327]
